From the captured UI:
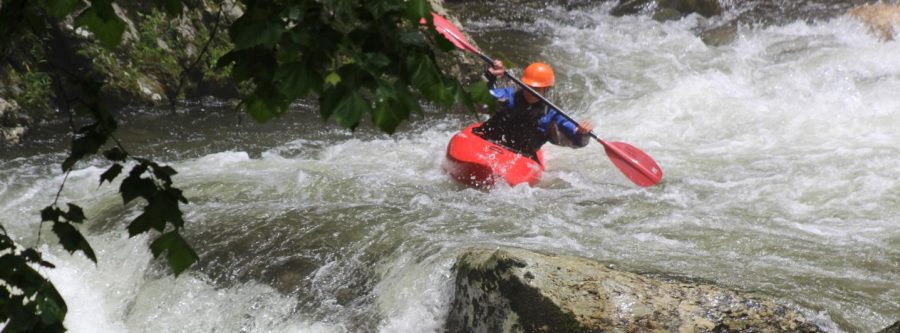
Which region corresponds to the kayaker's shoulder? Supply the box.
[490,87,516,101]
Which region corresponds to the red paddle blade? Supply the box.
[600,140,663,187]
[430,12,479,53]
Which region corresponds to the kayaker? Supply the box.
[473,60,593,161]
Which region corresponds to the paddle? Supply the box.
[429,12,663,187]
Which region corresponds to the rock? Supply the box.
[612,0,721,19]
[447,247,826,333]
[658,0,722,19]
[611,0,653,17]
[113,2,139,43]
[849,4,900,41]
[0,98,30,144]
[429,0,485,87]
[699,21,737,46]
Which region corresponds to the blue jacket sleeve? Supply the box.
[489,87,516,111]
[541,109,591,148]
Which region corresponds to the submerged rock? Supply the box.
[611,0,722,19]
[447,247,825,333]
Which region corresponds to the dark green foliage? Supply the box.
[37,0,83,19]
[73,0,126,50]
[41,203,97,262]
[62,123,109,172]
[51,223,97,262]
[0,232,67,333]
[100,163,123,184]
[150,231,198,276]
[217,0,484,133]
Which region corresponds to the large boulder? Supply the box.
[447,247,825,333]
[0,98,30,144]
[849,3,900,41]
[611,0,722,19]
[429,0,486,86]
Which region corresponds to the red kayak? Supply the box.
[443,124,544,188]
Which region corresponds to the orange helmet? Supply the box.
[520,62,555,88]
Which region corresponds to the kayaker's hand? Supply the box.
[576,121,593,134]
[488,60,505,78]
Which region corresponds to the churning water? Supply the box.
[2,3,899,332]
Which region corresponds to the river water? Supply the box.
[2,2,899,332]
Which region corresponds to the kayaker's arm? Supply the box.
[475,61,510,114]
[544,110,592,148]
[484,59,506,89]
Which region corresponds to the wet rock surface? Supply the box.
[612,0,722,18]
[849,3,900,41]
[447,247,826,333]
[0,98,29,144]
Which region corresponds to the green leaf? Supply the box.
[100,163,123,185]
[396,84,423,116]
[333,91,369,130]
[434,30,456,52]
[465,80,496,113]
[37,0,83,19]
[35,290,67,328]
[275,62,320,99]
[404,0,431,21]
[159,193,186,228]
[0,233,68,330]
[468,80,493,104]
[63,126,108,172]
[364,0,405,19]
[244,84,289,123]
[41,206,60,223]
[423,79,450,106]
[362,53,390,70]
[154,0,182,16]
[151,164,177,186]
[287,5,304,21]
[52,223,97,262]
[373,98,403,134]
[325,72,341,86]
[21,248,56,268]
[102,147,127,161]
[74,0,126,49]
[167,187,189,204]
[150,231,198,277]
[373,82,408,133]
[216,50,240,70]
[287,28,312,47]
[127,200,164,236]
[120,175,158,204]
[319,85,343,121]
[408,54,439,88]
[226,47,276,82]
[322,0,356,32]
[229,11,284,50]
[367,0,402,18]
[64,204,86,224]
